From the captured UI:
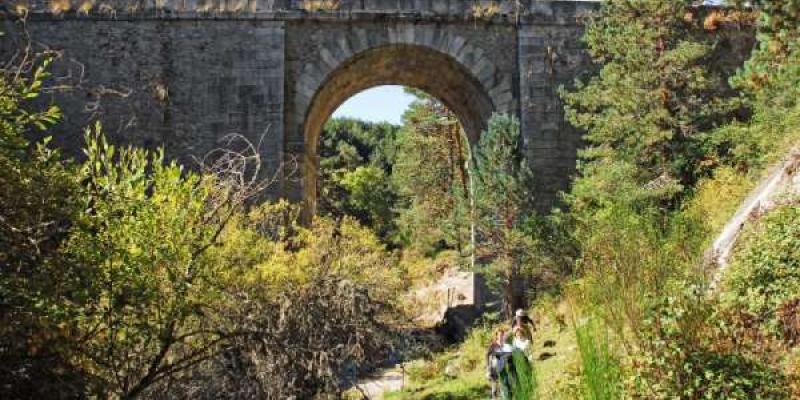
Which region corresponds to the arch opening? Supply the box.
[303,44,495,215]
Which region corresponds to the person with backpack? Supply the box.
[486,328,514,399]
[511,309,535,358]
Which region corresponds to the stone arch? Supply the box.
[301,43,496,214]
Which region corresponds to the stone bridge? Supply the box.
[1,0,599,212]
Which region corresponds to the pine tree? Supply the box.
[732,0,800,104]
[392,96,471,254]
[470,113,536,317]
[562,0,747,215]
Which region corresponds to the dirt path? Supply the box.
[352,269,481,398]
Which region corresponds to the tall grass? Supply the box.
[574,317,622,400]
[510,350,539,400]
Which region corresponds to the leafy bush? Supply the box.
[0,54,86,399]
[722,204,800,337]
[632,292,790,399]
[340,165,395,235]
[55,126,265,397]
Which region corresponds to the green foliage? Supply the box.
[340,165,396,237]
[732,0,800,97]
[136,201,401,398]
[558,2,800,400]
[722,204,800,337]
[471,114,534,224]
[721,0,800,173]
[685,166,754,238]
[319,96,475,276]
[392,98,471,255]
[574,317,622,400]
[563,0,747,214]
[632,291,791,399]
[0,55,69,269]
[318,117,400,237]
[0,53,85,398]
[1,58,401,397]
[471,113,539,315]
[573,202,706,344]
[60,125,251,397]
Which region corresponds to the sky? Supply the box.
[331,85,416,125]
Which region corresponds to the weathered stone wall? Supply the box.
[1,1,602,211]
[1,19,287,195]
[519,21,595,210]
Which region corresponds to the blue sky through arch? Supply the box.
[331,85,416,125]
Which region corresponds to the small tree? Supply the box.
[470,113,536,317]
[60,127,269,398]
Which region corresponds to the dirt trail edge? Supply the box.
[708,146,800,291]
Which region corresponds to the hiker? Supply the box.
[511,322,531,353]
[486,328,514,399]
[511,309,534,344]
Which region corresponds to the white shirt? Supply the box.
[512,337,530,351]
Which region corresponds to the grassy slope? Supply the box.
[386,302,581,400]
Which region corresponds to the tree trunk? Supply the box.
[503,261,527,320]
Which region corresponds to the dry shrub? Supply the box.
[702,9,758,32]
[786,350,800,398]
[145,274,397,399]
[471,1,501,19]
[778,298,800,347]
[77,0,94,14]
[12,1,30,15]
[712,308,787,366]
[301,0,339,12]
[632,295,792,399]
[704,10,725,31]
[49,0,71,14]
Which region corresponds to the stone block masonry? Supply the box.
[1,1,601,212]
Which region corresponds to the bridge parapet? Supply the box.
[8,0,598,24]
